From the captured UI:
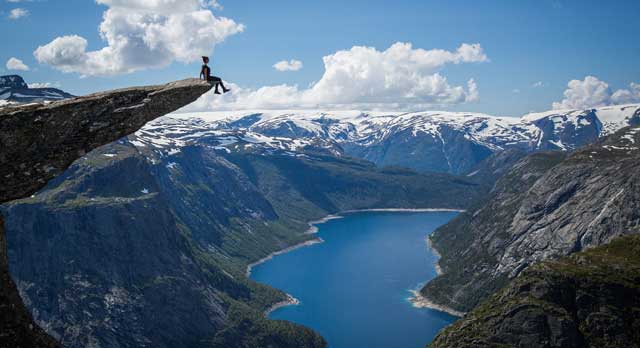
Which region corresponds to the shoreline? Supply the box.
[407,229,466,318]
[304,208,465,234]
[247,207,465,314]
[245,238,324,277]
[426,236,443,275]
[266,294,301,316]
[408,289,465,318]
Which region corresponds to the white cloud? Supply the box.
[531,81,544,88]
[611,83,640,105]
[182,42,488,111]
[9,8,29,19]
[273,59,303,72]
[34,0,244,76]
[6,57,30,71]
[552,76,640,110]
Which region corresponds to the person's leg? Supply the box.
[209,76,229,93]
[218,80,231,93]
[208,76,222,94]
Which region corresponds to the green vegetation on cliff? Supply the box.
[430,234,640,348]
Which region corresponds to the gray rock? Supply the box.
[422,125,640,313]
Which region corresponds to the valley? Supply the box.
[2,113,481,347]
[3,2,639,347]
[2,86,639,348]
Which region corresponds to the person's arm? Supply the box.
[199,66,205,80]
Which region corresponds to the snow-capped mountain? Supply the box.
[521,104,640,150]
[130,104,639,175]
[0,75,74,104]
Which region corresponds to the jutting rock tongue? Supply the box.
[0,78,212,202]
[0,79,212,347]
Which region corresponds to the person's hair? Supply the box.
[202,56,209,63]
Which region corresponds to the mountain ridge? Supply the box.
[0,75,74,104]
[164,104,640,174]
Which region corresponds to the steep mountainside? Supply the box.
[172,104,640,174]
[0,75,74,104]
[421,125,640,314]
[0,79,212,348]
[431,234,640,348]
[462,148,529,187]
[3,118,481,348]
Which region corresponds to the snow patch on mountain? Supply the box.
[128,104,640,174]
[0,75,74,103]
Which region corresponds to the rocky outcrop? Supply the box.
[430,233,640,348]
[0,79,212,203]
[422,125,640,313]
[0,79,212,347]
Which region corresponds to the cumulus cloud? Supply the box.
[611,83,640,105]
[34,0,244,76]
[6,57,29,71]
[183,42,488,111]
[273,59,303,72]
[552,76,640,110]
[9,8,29,19]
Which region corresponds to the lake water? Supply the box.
[250,210,459,348]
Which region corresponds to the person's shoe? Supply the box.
[223,87,231,93]
[214,90,221,95]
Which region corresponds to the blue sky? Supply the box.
[1,0,639,116]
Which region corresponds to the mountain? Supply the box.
[0,75,74,104]
[3,75,638,347]
[0,79,213,348]
[430,233,640,348]
[420,124,640,317]
[173,104,640,174]
[3,116,482,347]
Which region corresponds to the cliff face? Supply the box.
[0,79,213,348]
[1,215,59,348]
[422,125,640,313]
[430,233,640,348]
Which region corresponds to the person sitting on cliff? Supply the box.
[200,56,231,94]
